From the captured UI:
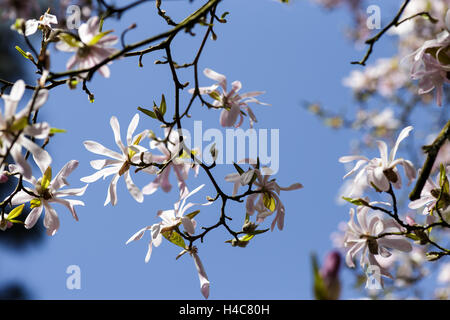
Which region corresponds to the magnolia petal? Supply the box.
[24,205,43,229]
[110,116,127,155]
[126,226,151,244]
[124,170,143,203]
[127,114,140,145]
[203,68,226,91]
[339,155,369,163]
[105,173,120,206]
[191,252,210,299]
[43,202,60,236]
[83,140,123,160]
[181,217,195,235]
[51,160,79,191]
[390,126,413,163]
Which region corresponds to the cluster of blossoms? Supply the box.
[335,124,450,291]
[0,80,87,236]
[0,4,307,300]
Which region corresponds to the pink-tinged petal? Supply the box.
[400,159,416,183]
[220,105,240,127]
[10,147,32,179]
[203,68,226,91]
[229,80,242,96]
[123,170,143,203]
[66,54,79,70]
[104,173,120,206]
[126,226,151,244]
[97,34,118,46]
[389,126,413,162]
[345,241,365,268]
[239,91,265,99]
[43,202,60,236]
[24,205,43,229]
[98,65,111,78]
[246,193,258,215]
[49,198,83,221]
[160,165,173,193]
[83,140,123,160]
[110,116,127,155]
[181,217,195,235]
[234,112,244,128]
[191,252,210,299]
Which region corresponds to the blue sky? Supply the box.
[0,0,429,299]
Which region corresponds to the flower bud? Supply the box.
[0,173,9,184]
[319,251,341,300]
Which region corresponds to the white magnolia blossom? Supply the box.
[226,162,303,231]
[409,168,450,216]
[190,68,268,128]
[22,11,58,36]
[340,126,416,192]
[81,114,148,206]
[56,16,118,78]
[10,160,87,236]
[126,184,212,298]
[142,128,199,195]
[0,80,51,179]
[344,206,412,279]
[126,184,211,262]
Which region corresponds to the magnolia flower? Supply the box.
[344,206,412,278]
[409,169,450,215]
[10,160,87,236]
[142,129,199,195]
[56,16,118,78]
[405,10,450,106]
[126,184,211,262]
[21,11,58,36]
[411,53,450,106]
[190,68,268,128]
[81,114,148,206]
[0,80,51,179]
[127,184,211,298]
[339,126,416,192]
[226,163,302,231]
